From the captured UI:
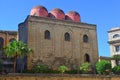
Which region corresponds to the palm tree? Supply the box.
[4,41,33,72]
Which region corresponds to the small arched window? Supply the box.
[113,34,120,38]
[84,54,90,62]
[44,30,50,39]
[0,37,4,50]
[9,38,16,42]
[64,32,70,41]
[83,34,88,42]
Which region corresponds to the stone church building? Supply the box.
[18,5,99,70]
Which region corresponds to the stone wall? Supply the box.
[0,74,120,80]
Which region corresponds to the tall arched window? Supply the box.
[84,54,90,62]
[83,34,88,42]
[0,37,4,50]
[44,30,50,39]
[9,38,16,42]
[64,32,70,41]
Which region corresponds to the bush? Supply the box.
[66,69,78,74]
[23,69,36,73]
[80,62,92,74]
[112,66,120,74]
[32,64,49,73]
[96,60,111,75]
[58,65,68,73]
[50,69,60,74]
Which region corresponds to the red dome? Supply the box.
[65,11,81,22]
[30,5,48,17]
[49,8,65,20]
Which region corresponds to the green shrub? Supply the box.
[23,64,60,74]
[33,64,49,73]
[112,66,120,74]
[96,60,111,75]
[80,62,92,74]
[58,65,68,73]
[66,69,78,74]
[23,69,36,73]
[111,55,120,60]
[50,69,60,74]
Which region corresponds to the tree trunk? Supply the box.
[13,55,17,73]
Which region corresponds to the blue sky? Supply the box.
[0,0,120,57]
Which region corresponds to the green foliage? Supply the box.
[4,41,33,72]
[32,64,49,73]
[23,69,36,73]
[4,40,33,58]
[58,65,68,73]
[66,69,78,74]
[80,62,92,74]
[96,60,111,75]
[49,69,60,74]
[112,66,120,74]
[111,55,120,60]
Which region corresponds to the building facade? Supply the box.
[108,27,120,67]
[108,27,120,56]
[0,30,17,72]
[18,5,99,70]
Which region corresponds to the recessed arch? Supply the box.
[83,34,88,43]
[44,30,50,39]
[9,38,16,42]
[0,37,4,50]
[64,32,70,41]
[84,53,90,62]
[113,34,120,38]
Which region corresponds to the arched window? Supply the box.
[113,34,120,38]
[9,38,16,42]
[84,54,90,62]
[44,30,50,39]
[64,32,70,41]
[0,37,4,50]
[115,45,120,52]
[83,35,88,42]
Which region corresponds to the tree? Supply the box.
[4,41,33,72]
[80,62,92,74]
[96,60,111,75]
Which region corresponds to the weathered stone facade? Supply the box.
[18,15,98,69]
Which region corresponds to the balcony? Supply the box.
[108,39,120,44]
[112,52,120,56]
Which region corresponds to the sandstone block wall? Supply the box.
[0,74,120,80]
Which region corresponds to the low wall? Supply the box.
[0,74,120,80]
